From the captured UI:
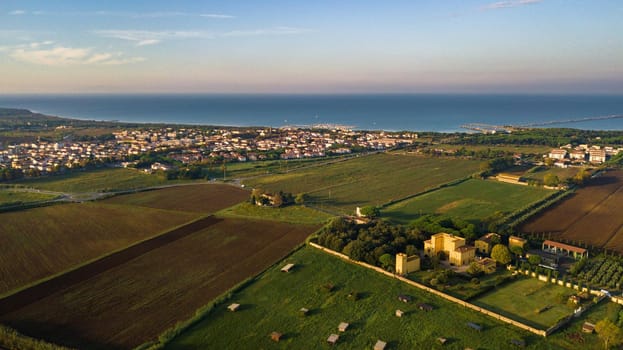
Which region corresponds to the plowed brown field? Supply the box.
[521,170,623,253]
[102,183,249,213]
[0,218,318,350]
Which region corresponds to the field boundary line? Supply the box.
[0,215,221,314]
[380,176,473,210]
[308,242,548,337]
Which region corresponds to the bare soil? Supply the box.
[521,170,623,253]
[0,218,318,350]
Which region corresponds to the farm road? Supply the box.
[0,216,221,315]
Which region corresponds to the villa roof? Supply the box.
[476,233,500,243]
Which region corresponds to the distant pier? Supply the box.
[462,114,623,133]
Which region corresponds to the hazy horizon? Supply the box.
[1,0,622,94]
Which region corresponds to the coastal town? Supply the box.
[0,125,417,176]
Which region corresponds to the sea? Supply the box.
[0,94,622,132]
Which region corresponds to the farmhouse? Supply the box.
[425,233,476,266]
[395,252,420,274]
[542,240,588,259]
[450,246,476,266]
[474,233,500,255]
[474,257,497,274]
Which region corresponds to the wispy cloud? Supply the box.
[8,42,144,65]
[95,27,310,46]
[222,26,311,37]
[94,30,211,46]
[200,14,235,19]
[12,10,235,19]
[484,0,543,10]
[137,39,161,46]
[9,10,26,15]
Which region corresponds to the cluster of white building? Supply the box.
[547,144,622,167]
[0,126,417,174]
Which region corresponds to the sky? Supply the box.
[0,0,622,94]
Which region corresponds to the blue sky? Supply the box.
[0,0,621,93]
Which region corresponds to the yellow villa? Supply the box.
[474,233,501,255]
[395,253,420,275]
[424,232,476,266]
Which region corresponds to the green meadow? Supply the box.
[244,154,480,214]
[12,168,177,193]
[383,179,552,224]
[166,247,561,350]
[472,278,576,330]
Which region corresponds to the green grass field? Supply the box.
[12,168,178,193]
[383,179,553,224]
[220,157,342,179]
[218,202,334,225]
[166,247,564,350]
[0,190,58,206]
[243,154,480,214]
[472,278,575,329]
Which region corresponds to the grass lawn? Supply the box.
[383,179,553,224]
[472,277,575,330]
[244,153,480,214]
[12,168,181,193]
[0,190,58,206]
[166,247,564,350]
[218,202,334,225]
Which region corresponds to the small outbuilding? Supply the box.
[270,332,282,342]
[374,340,387,350]
[227,303,240,312]
[327,334,339,345]
[437,337,447,345]
[338,322,349,332]
[281,263,295,272]
[582,322,595,333]
[417,303,433,312]
[299,307,309,316]
[395,309,404,317]
[398,294,412,303]
[510,338,526,347]
[467,322,482,332]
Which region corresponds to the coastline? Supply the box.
[1,93,622,133]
